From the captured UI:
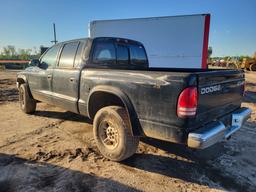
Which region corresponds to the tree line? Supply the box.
[1,45,254,62]
[208,46,256,62]
[0,45,41,60]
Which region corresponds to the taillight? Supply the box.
[177,87,198,118]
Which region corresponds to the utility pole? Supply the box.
[51,23,58,44]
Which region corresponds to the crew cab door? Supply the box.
[51,41,84,113]
[28,44,61,104]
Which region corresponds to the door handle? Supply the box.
[69,77,75,82]
[47,75,52,79]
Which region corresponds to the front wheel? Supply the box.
[93,106,139,161]
[19,84,36,114]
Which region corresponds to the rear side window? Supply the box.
[92,42,116,64]
[117,44,129,65]
[40,44,61,69]
[59,42,79,68]
[129,44,147,65]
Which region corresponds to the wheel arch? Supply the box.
[16,74,27,87]
[16,75,34,99]
[87,85,143,136]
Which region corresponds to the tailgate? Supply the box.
[195,70,244,126]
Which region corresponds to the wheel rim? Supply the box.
[19,87,25,107]
[99,120,119,150]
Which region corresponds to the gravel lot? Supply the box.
[0,70,255,192]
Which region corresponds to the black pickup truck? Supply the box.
[17,37,252,161]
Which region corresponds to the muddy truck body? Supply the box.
[17,37,252,161]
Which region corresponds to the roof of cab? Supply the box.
[55,37,143,46]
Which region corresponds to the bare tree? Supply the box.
[8,46,16,56]
[1,45,17,59]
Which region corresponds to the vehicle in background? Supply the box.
[241,53,256,71]
[0,60,30,70]
[209,55,256,71]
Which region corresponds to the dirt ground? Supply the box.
[0,70,255,192]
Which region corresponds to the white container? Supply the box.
[89,14,210,69]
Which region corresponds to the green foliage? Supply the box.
[237,55,250,62]
[211,55,253,62]
[0,45,40,60]
[18,48,32,60]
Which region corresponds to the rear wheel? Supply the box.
[249,63,256,71]
[19,84,36,114]
[93,106,139,161]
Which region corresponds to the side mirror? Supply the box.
[29,59,40,67]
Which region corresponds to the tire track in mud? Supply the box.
[0,120,64,149]
[0,155,109,192]
[198,159,253,192]
[0,115,102,164]
[134,142,252,192]
[0,78,19,104]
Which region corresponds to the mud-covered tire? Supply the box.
[249,64,256,71]
[93,106,139,161]
[19,84,36,114]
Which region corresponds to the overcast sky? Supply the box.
[0,0,255,56]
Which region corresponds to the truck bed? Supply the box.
[79,67,244,143]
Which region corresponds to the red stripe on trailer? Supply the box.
[201,14,210,69]
[0,60,30,64]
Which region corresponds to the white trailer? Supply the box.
[89,14,210,69]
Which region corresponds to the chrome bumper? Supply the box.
[187,107,252,149]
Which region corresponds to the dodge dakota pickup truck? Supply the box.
[17,37,252,161]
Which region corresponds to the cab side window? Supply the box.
[92,42,116,65]
[129,44,147,66]
[59,42,79,68]
[40,44,61,69]
[117,44,129,65]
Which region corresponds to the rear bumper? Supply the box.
[187,107,252,149]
